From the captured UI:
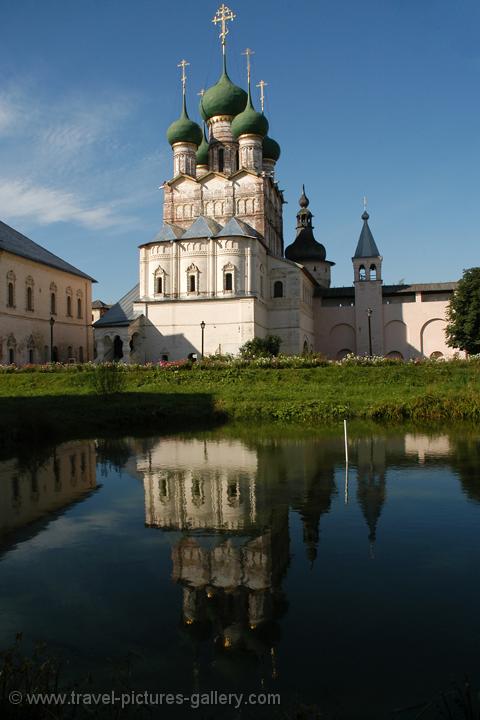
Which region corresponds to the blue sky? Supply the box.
[1,0,479,301]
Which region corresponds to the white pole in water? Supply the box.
[344,419,349,504]
[343,419,349,464]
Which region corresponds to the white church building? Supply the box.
[94,6,458,363]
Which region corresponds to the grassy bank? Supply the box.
[0,359,479,450]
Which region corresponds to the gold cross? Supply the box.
[177,59,190,95]
[242,48,255,83]
[212,4,236,54]
[256,79,268,112]
[363,195,368,211]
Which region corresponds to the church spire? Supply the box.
[354,206,380,259]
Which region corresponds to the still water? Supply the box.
[0,428,479,719]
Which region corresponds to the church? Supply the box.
[94,5,458,363]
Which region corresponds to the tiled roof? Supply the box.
[93,284,140,327]
[215,217,262,239]
[182,215,222,239]
[0,220,96,281]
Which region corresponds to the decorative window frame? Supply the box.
[66,286,73,316]
[25,276,34,311]
[7,270,16,308]
[222,262,236,294]
[50,282,57,315]
[186,263,200,296]
[154,265,167,296]
[76,289,83,319]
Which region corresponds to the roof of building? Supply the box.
[93,284,140,327]
[263,135,281,161]
[149,222,185,243]
[0,220,96,281]
[285,187,328,263]
[353,211,380,258]
[199,56,248,121]
[166,96,202,147]
[92,300,111,309]
[181,215,223,239]
[316,281,457,298]
[196,127,210,166]
[214,217,261,239]
[231,85,269,139]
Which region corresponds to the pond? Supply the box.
[0,427,479,719]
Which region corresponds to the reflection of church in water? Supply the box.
[137,437,340,677]
[136,432,456,674]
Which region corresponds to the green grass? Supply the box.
[0,362,479,453]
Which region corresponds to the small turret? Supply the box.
[285,187,334,287]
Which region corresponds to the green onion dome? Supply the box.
[196,127,210,165]
[263,135,281,161]
[166,97,203,147]
[200,58,248,121]
[231,87,269,139]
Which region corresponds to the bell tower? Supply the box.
[353,208,384,355]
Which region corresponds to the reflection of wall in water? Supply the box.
[140,439,260,532]
[404,434,451,463]
[0,441,96,535]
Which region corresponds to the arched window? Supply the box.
[67,295,72,316]
[359,265,366,281]
[8,347,15,364]
[28,349,34,363]
[7,282,14,307]
[273,280,284,298]
[225,273,233,292]
[50,292,56,314]
[26,286,33,311]
[370,264,377,281]
[235,149,239,171]
[78,346,84,363]
[189,275,196,292]
[77,298,82,318]
[156,276,163,294]
[218,148,224,173]
[67,346,73,360]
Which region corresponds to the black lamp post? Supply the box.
[367,308,373,356]
[200,321,205,359]
[49,316,55,362]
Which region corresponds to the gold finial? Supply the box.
[212,4,236,55]
[242,47,255,84]
[177,59,190,97]
[256,79,268,112]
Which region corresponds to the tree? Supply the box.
[446,267,480,355]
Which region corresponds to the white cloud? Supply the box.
[0,82,158,232]
[0,179,135,230]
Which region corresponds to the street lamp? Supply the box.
[200,321,206,359]
[367,308,373,356]
[49,316,55,362]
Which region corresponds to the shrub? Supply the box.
[90,363,126,395]
[239,335,282,359]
